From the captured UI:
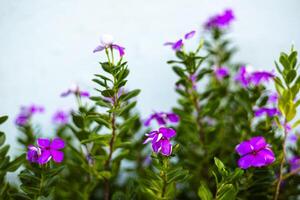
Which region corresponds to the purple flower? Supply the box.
[27,145,41,163]
[214,66,229,80]
[143,127,176,156]
[268,92,278,104]
[164,39,183,51]
[204,9,235,29]
[164,30,196,51]
[235,65,250,87]
[52,110,70,125]
[144,112,180,127]
[235,66,275,87]
[289,156,300,172]
[15,104,44,126]
[184,30,196,40]
[254,107,280,117]
[249,71,275,86]
[61,84,90,98]
[37,138,65,164]
[93,34,125,57]
[235,136,275,169]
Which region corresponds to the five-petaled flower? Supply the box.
[15,104,44,126]
[93,34,125,57]
[144,112,179,126]
[204,9,235,30]
[164,30,196,51]
[27,138,65,164]
[235,136,275,169]
[61,84,90,98]
[143,127,176,156]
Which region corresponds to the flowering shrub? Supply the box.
[1,8,300,200]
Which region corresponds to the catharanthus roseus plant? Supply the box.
[1,8,300,200]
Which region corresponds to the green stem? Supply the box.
[274,121,288,200]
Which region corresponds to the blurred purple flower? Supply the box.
[37,138,65,164]
[235,136,275,169]
[143,127,176,156]
[204,9,235,29]
[52,110,69,125]
[268,92,278,104]
[249,71,275,86]
[289,156,300,172]
[164,30,196,51]
[254,107,280,117]
[15,104,44,126]
[214,66,229,80]
[235,66,250,87]
[144,112,179,127]
[235,66,274,87]
[93,34,125,57]
[189,73,197,89]
[61,84,90,98]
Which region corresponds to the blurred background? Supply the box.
[1,0,300,152]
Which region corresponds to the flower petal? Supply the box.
[38,150,51,164]
[152,141,162,153]
[249,136,267,151]
[159,127,176,139]
[235,141,253,156]
[51,138,65,149]
[166,113,179,123]
[112,44,125,57]
[258,148,275,165]
[37,138,51,148]
[160,139,172,156]
[93,45,105,53]
[184,30,196,40]
[238,154,254,169]
[51,150,64,163]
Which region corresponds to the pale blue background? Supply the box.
[1,0,300,153]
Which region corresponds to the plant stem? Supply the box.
[274,123,288,200]
[282,167,300,180]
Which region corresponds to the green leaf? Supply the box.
[7,154,26,172]
[72,114,84,128]
[198,183,213,200]
[117,101,137,116]
[0,132,5,146]
[286,69,296,84]
[172,66,185,77]
[279,52,290,70]
[101,89,115,97]
[214,157,228,176]
[216,184,236,200]
[0,115,8,125]
[81,134,111,144]
[98,171,112,179]
[119,89,140,102]
[100,62,112,73]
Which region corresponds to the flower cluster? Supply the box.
[235,136,275,169]
[15,104,44,126]
[144,111,179,126]
[204,9,235,29]
[93,34,125,57]
[143,127,176,156]
[164,30,196,51]
[235,65,275,87]
[27,138,65,164]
